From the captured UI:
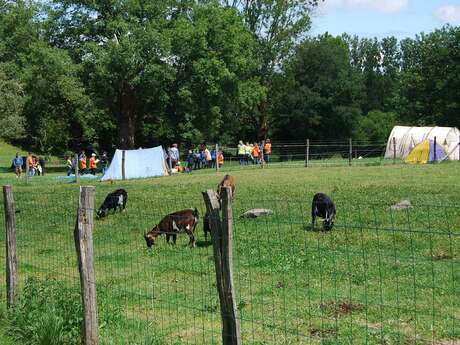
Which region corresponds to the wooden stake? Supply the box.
[75,154,80,183]
[305,139,310,167]
[202,188,241,345]
[74,186,99,345]
[25,156,29,184]
[216,144,219,171]
[3,185,18,309]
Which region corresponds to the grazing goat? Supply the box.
[217,174,236,200]
[97,189,128,218]
[311,193,336,231]
[144,208,199,249]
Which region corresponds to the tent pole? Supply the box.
[393,137,396,164]
[434,136,437,163]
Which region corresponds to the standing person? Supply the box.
[253,143,260,164]
[186,150,195,173]
[205,147,212,168]
[238,140,246,165]
[210,147,217,168]
[38,156,45,176]
[13,153,23,178]
[200,148,207,168]
[194,150,201,170]
[66,155,74,176]
[27,152,35,176]
[217,151,224,168]
[245,142,253,164]
[264,139,272,163]
[100,151,109,175]
[168,144,180,168]
[89,153,98,175]
[35,156,42,176]
[79,150,87,174]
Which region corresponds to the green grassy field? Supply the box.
[0,143,459,345]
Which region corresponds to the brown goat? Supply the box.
[144,208,199,249]
[217,174,236,201]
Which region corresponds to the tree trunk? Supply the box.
[118,84,137,149]
[257,100,269,141]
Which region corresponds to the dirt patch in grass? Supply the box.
[320,301,364,316]
[309,327,337,337]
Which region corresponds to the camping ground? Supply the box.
[0,143,459,345]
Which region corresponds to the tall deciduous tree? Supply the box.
[223,0,322,139]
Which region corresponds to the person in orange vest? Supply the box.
[27,152,35,176]
[79,150,87,174]
[89,153,99,175]
[252,143,260,164]
[264,139,272,163]
[217,151,224,167]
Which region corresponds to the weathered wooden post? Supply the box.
[305,139,310,167]
[3,185,18,309]
[393,137,397,164]
[121,150,126,180]
[433,136,437,162]
[260,140,265,169]
[349,138,352,166]
[215,144,219,171]
[74,186,99,345]
[202,187,241,345]
[75,153,80,183]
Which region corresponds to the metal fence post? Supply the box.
[121,150,126,180]
[3,185,18,309]
[74,186,99,345]
[25,156,29,184]
[75,154,80,183]
[305,139,309,167]
[349,138,352,167]
[216,144,219,172]
[202,188,241,345]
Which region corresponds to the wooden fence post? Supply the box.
[393,137,397,164]
[74,186,99,345]
[121,150,126,180]
[202,188,242,345]
[305,139,309,167]
[75,154,80,183]
[3,185,18,309]
[349,138,352,167]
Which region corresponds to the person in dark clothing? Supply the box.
[186,150,194,173]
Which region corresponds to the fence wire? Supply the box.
[1,186,459,345]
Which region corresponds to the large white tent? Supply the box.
[101,146,168,181]
[384,126,460,160]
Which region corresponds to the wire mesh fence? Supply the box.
[1,184,459,344]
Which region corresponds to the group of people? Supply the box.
[12,152,45,178]
[237,139,271,165]
[165,144,225,173]
[187,146,224,172]
[66,150,109,176]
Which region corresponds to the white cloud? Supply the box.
[319,0,409,14]
[434,4,460,23]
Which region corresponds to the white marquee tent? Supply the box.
[384,126,460,160]
[101,146,168,181]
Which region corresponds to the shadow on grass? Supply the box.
[303,224,332,233]
[196,240,212,248]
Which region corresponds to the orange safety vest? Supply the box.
[218,153,224,165]
[264,143,272,154]
[253,146,260,157]
[89,157,97,169]
[80,157,87,169]
[27,156,34,167]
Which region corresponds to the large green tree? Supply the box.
[272,34,364,141]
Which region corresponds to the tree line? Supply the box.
[0,0,459,154]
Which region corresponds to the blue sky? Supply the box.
[311,0,460,39]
